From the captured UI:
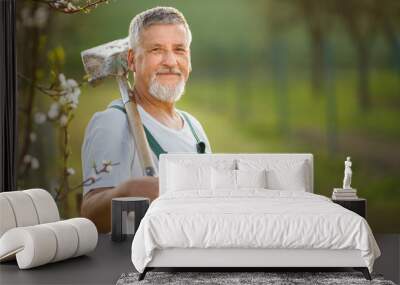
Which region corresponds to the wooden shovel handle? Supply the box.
[124,90,156,176]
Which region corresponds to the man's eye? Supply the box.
[151,48,161,52]
[175,48,186,53]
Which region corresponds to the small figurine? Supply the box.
[343,156,352,189]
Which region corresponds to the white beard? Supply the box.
[148,73,186,103]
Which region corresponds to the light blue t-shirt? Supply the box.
[81,99,211,195]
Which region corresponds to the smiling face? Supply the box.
[128,24,191,102]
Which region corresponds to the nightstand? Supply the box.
[111,197,150,242]
[332,198,366,218]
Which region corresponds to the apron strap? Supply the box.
[109,105,166,159]
[180,112,200,143]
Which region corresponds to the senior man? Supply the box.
[81,7,211,233]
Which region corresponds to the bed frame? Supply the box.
[138,154,372,281]
[139,248,371,280]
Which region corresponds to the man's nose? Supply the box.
[161,50,178,67]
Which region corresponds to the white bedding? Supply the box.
[131,190,380,273]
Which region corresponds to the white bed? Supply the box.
[131,154,380,280]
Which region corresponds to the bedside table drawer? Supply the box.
[332,199,366,218]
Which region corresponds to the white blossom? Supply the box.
[47,102,60,119]
[48,102,60,119]
[34,6,49,28]
[20,6,48,28]
[87,167,99,184]
[67,168,75,176]
[60,114,68,127]
[53,0,68,8]
[31,157,39,169]
[102,160,111,165]
[58,73,80,109]
[34,112,46,124]
[105,165,113,172]
[23,154,32,164]
[67,2,76,10]
[88,175,98,183]
[59,73,67,87]
[30,132,37,142]
[58,96,67,105]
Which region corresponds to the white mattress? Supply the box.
[131,190,380,273]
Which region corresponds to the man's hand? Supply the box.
[81,176,159,233]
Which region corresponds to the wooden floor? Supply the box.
[0,234,398,284]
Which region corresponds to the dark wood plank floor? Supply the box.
[0,234,398,284]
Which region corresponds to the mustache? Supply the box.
[155,67,182,76]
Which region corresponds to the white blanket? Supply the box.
[131,190,380,273]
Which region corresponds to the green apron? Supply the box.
[109,105,205,159]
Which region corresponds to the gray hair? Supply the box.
[128,7,192,51]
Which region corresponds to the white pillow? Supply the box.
[212,168,236,190]
[236,169,267,189]
[266,163,307,191]
[238,159,309,191]
[167,163,212,191]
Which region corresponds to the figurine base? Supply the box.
[334,188,357,192]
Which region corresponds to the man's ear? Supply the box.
[188,50,192,73]
[127,49,135,72]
